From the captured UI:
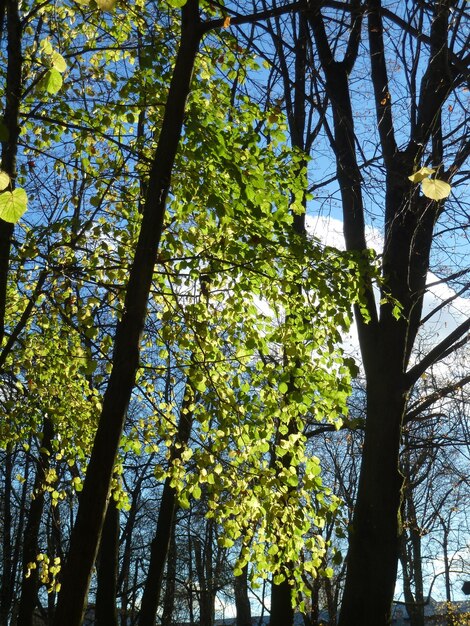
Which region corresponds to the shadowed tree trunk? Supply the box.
[234,565,252,626]
[0,447,14,626]
[138,387,194,626]
[95,499,120,626]
[0,0,21,349]
[161,522,177,626]
[0,8,23,617]
[16,418,54,626]
[270,580,294,626]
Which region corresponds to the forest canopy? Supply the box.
[0,1,469,625]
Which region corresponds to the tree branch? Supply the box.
[405,373,470,423]
[406,317,470,386]
[367,0,397,162]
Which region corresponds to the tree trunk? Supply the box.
[0,0,22,347]
[442,522,451,602]
[52,4,202,624]
[17,417,54,626]
[307,2,458,624]
[138,387,194,626]
[0,7,23,615]
[161,522,177,626]
[0,448,13,626]
[338,369,407,625]
[95,499,120,626]
[234,565,252,626]
[270,580,294,626]
[400,481,425,626]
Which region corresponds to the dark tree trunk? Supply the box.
[52,4,202,624]
[138,388,194,626]
[0,0,22,347]
[442,521,451,603]
[400,474,425,626]
[234,565,252,626]
[95,499,120,626]
[161,522,177,626]
[0,448,13,626]
[339,369,407,625]
[0,12,23,613]
[17,417,54,626]
[270,580,294,626]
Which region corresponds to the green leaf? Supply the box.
[52,52,67,73]
[179,494,190,509]
[279,381,288,394]
[194,378,206,393]
[408,166,435,183]
[0,171,10,191]
[193,484,202,500]
[0,188,28,223]
[40,68,63,95]
[167,0,187,6]
[96,0,117,9]
[40,38,53,55]
[219,537,234,548]
[421,177,451,201]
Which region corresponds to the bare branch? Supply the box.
[406,317,470,386]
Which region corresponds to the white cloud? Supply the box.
[305,214,470,369]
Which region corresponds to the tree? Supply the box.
[226,0,469,622]
[2,1,468,624]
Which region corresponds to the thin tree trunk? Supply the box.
[161,522,177,626]
[10,446,31,618]
[138,388,194,626]
[17,417,54,626]
[193,522,216,626]
[400,480,425,626]
[0,448,13,626]
[95,499,120,626]
[118,465,150,621]
[442,522,451,602]
[52,4,203,624]
[269,14,308,617]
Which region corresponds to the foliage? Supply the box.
[1,0,468,622]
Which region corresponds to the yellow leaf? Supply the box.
[421,177,451,201]
[408,166,435,183]
[40,38,53,55]
[0,188,28,223]
[0,171,10,191]
[223,16,231,28]
[52,52,67,73]
[96,0,117,10]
